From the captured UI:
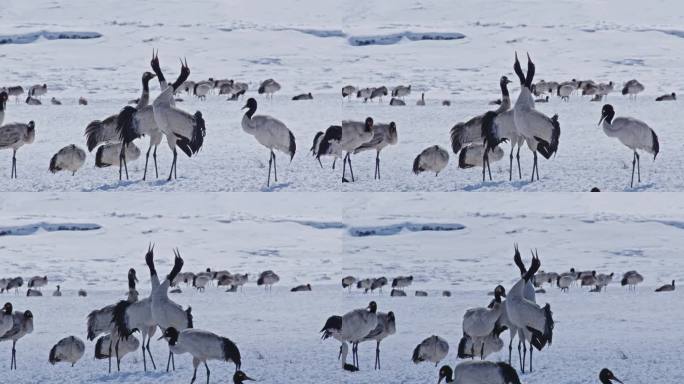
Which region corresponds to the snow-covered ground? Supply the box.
[0,193,683,383]
[2,0,684,191]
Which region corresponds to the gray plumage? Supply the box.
[50,144,86,175]
[49,336,85,366]
[413,145,449,176]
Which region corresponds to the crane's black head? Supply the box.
[599,368,623,384]
[233,370,255,383]
[142,71,156,82]
[500,75,512,85]
[2,302,12,315]
[129,268,138,281]
[242,98,257,116]
[0,91,7,110]
[592,270,596,276]
[367,301,377,313]
[494,285,506,301]
[599,104,615,125]
[364,117,374,132]
[387,311,396,322]
[438,365,453,383]
[24,310,33,320]
[161,327,180,345]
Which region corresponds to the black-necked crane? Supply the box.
[621,270,644,291]
[458,144,504,170]
[0,308,33,370]
[317,118,374,182]
[320,301,378,371]
[27,276,47,290]
[357,87,373,102]
[450,76,511,181]
[0,91,7,125]
[392,275,413,289]
[258,78,281,99]
[311,127,338,169]
[241,97,296,187]
[504,250,554,373]
[5,86,23,104]
[0,303,13,341]
[370,86,388,102]
[655,280,675,292]
[291,284,312,292]
[160,327,242,384]
[342,276,357,292]
[292,93,313,100]
[29,84,47,99]
[360,311,395,370]
[342,85,356,101]
[52,285,62,296]
[95,333,139,365]
[49,144,86,175]
[0,121,35,179]
[655,92,676,101]
[412,335,449,366]
[622,79,644,100]
[148,248,194,372]
[151,54,206,181]
[457,332,504,360]
[116,71,165,180]
[599,368,623,384]
[417,92,426,106]
[438,361,521,384]
[257,270,280,292]
[413,145,449,176]
[49,336,85,367]
[392,85,411,99]
[598,104,659,188]
[512,53,561,182]
[353,121,398,180]
[461,285,505,359]
[95,142,141,169]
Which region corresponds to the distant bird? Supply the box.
[193,274,211,292]
[342,85,357,101]
[27,276,48,290]
[95,142,141,169]
[413,145,449,176]
[150,54,206,181]
[360,311,396,370]
[50,97,62,105]
[534,96,549,103]
[357,87,374,102]
[442,100,451,106]
[622,79,644,99]
[392,276,413,289]
[50,144,86,175]
[392,85,411,99]
[621,270,644,291]
[161,327,242,383]
[0,303,13,340]
[52,285,62,297]
[193,81,212,100]
[353,121,398,180]
[342,276,357,292]
[0,121,36,179]
[257,270,280,291]
[321,301,378,371]
[599,368,623,384]
[438,361,521,384]
[0,91,6,126]
[457,333,504,360]
[596,273,614,292]
[598,104,659,188]
[458,144,504,170]
[655,92,676,101]
[443,291,451,297]
[512,53,561,182]
[5,86,24,103]
[79,97,88,106]
[25,96,41,105]
[317,118,374,182]
[241,98,296,187]
[0,309,34,370]
[415,290,428,297]
[258,78,281,99]
[389,98,405,106]
[417,93,426,106]
[291,284,312,292]
[580,271,598,288]
[292,93,313,101]
[461,285,506,359]
[6,277,23,293]
[78,289,87,297]
[390,289,406,296]
[557,83,574,101]
[26,289,42,297]
[29,84,47,99]
[49,336,85,366]
[412,335,449,366]
[370,86,388,102]
[655,280,675,292]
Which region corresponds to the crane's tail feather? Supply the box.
[94,146,110,168]
[288,130,296,161]
[48,344,58,365]
[449,123,465,154]
[411,344,423,363]
[49,153,60,173]
[412,154,423,174]
[651,129,659,160]
[497,362,522,384]
[458,147,474,169]
[186,306,193,328]
[456,335,470,358]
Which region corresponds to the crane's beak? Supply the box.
[157,335,166,341]
[598,115,605,126]
[241,104,248,110]
[243,375,256,381]
[612,377,623,384]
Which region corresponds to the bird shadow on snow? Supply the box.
[92,371,168,382]
[260,182,292,192]
[461,180,518,191]
[623,183,655,192]
[80,180,141,192]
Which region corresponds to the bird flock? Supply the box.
[0,51,671,189]
[0,242,677,383]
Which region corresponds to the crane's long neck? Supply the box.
[154,86,174,108]
[496,82,511,113]
[241,111,256,134]
[137,79,151,109]
[514,87,534,110]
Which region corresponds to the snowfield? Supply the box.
[0,193,683,383]
[1,0,684,191]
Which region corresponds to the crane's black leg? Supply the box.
[166,351,172,372]
[153,146,159,179]
[522,340,527,373]
[205,362,210,384]
[190,364,198,384]
[272,150,278,182]
[517,340,523,373]
[480,341,485,360]
[167,149,177,181]
[535,156,540,180]
[630,152,636,188]
[11,149,17,179]
[317,157,323,168]
[108,341,112,373]
[115,339,121,372]
[342,154,349,183]
[509,146,514,181]
[636,151,641,182]
[482,149,488,182]
[147,334,157,370]
[143,144,152,180]
[267,151,273,187]
[508,337,513,364]
[374,151,381,180]
[332,157,336,170]
[142,338,147,371]
[375,341,380,370]
[530,345,534,372]
[11,340,16,370]
[348,155,355,182]
[516,147,522,179]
